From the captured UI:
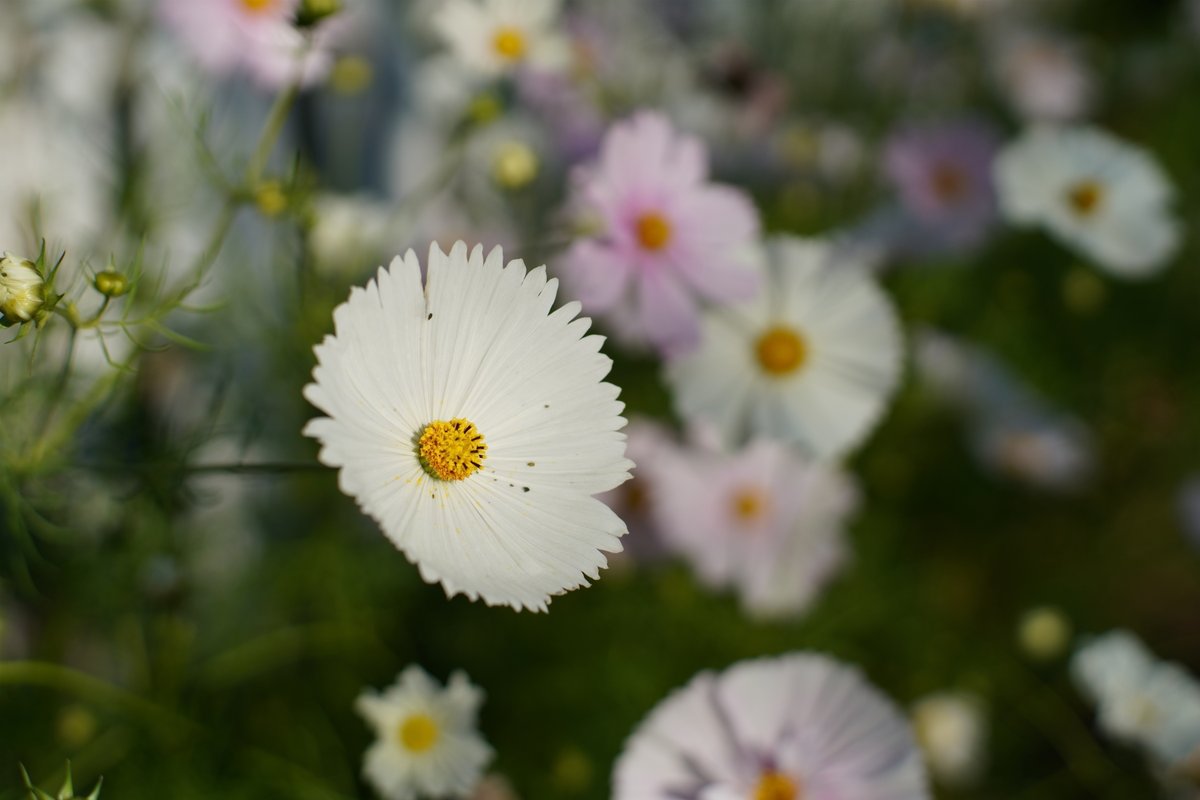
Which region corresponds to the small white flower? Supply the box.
[356,665,493,800]
[645,438,858,619]
[667,235,903,460]
[431,0,568,78]
[994,126,1179,277]
[0,252,45,323]
[303,242,632,611]
[614,652,929,799]
[911,691,988,787]
[1072,631,1200,767]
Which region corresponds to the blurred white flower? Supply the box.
[432,0,569,79]
[303,242,632,611]
[310,194,398,278]
[356,665,493,800]
[645,438,858,619]
[668,235,903,459]
[0,253,44,324]
[911,691,988,787]
[995,125,1178,277]
[1073,631,1200,768]
[614,652,929,799]
[991,30,1094,122]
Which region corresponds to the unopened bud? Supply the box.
[491,141,538,190]
[1017,606,1071,661]
[255,181,289,218]
[296,0,342,28]
[0,252,45,325]
[93,270,128,298]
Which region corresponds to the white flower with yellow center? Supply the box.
[356,665,493,800]
[994,126,1179,277]
[431,0,569,78]
[666,235,903,460]
[303,242,632,611]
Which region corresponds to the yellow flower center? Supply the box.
[635,212,672,251]
[240,0,277,13]
[397,713,440,753]
[1066,180,1103,217]
[752,771,800,800]
[731,488,768,523]
[493,26,527,61]
[418,418,488,481]
[755,326,808,376]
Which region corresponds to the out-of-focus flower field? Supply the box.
[1,0,1199,798]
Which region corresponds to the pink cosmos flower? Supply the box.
[595,417,674,564]
[158,0,333,88]
[560,111,761,355]
[614,652,930,800]
[883,120,1000,251]
[644,438,857,619]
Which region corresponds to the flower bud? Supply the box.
[93,270,128,298]
[0,252,45,325]
[1017,605,1071,661]
[491,141,538,190]
[296,0,342,28]
[255,181,289,217]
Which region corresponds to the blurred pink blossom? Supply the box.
[884,119,1000,250]
[643,438,858,619]
[559,111,761,355]
[158,0,333,88]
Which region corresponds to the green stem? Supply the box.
[0,662,194,738]
[246,81,302,188]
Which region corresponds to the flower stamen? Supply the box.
[493,26,527,61]
[755,326,808,376]
[397,713,440,753]
[753,770,800,800]
[635,212,672,251]
[1066,180,1103,217]
[418,418,488,481]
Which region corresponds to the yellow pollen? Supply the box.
[418,418,487,481]
[635,213,672,251]
[493,27,527,61]
[732,488,767,523]
[397,713,439,753]
[753,771,800,800]
[755,326,808,376]
[240,0,276,12]
[1067,180,1103,217]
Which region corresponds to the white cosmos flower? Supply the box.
[994,126,1179,277]
[666,235,903,460]
[614,652,930,799]
[911,691,988,788]
[431,0,569,79]
[356,665,493,800]
[303,241,632,612]
[1072,631,1200,767]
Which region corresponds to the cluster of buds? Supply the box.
[0,252,46,327]
[21,764,102,800]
